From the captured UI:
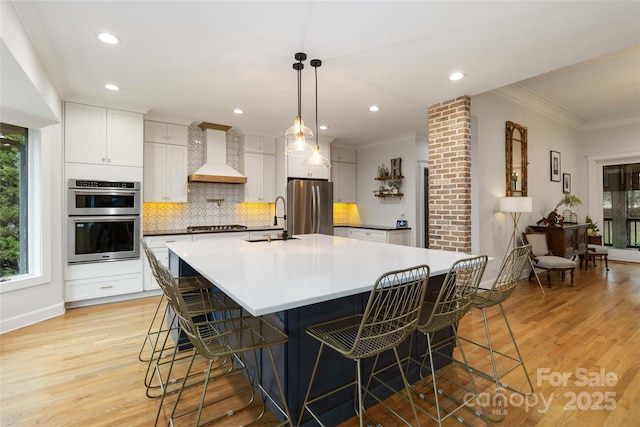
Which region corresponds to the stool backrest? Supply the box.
[347,265,430,359]
[479,245,531,307]
[418,255,487,332]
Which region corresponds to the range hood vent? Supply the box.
[188,122,247,184]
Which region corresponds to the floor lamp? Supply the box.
[499,197,545,295]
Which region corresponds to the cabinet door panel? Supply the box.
[143,142,168,202]
[144,120,166,143]
[240,152,262,202]
[166,123,188,146]
[166,145,188,202]
[262,154,276,201]
[331,147,356,163]
[107,109,143,166]
[65,103,107,164]
[333,162,356,203]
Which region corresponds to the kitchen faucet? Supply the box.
[274,196,288,240]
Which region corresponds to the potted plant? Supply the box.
[585,215,600,236]
[388,179,402,194]
[555,192,583,223]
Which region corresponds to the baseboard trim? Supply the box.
[0,302,65,334]
[65,289,162,309]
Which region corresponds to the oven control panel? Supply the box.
[69,179,140,189]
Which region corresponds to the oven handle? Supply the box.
[71,190,138,196]
[69,215,140,222]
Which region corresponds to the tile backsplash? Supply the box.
[143,125,273,231]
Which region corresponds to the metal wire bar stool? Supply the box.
[298,265,430,427]
[398,255,488,427]
[140,241,240,399]
[456,245,535,422]
[154,261,292,427]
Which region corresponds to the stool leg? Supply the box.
[298,344,325,426]
[499,304,535,395]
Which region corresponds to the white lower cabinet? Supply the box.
[65,258,143,302]
[347,228,387,243]
[143,234,193,290]
[65,274,143,301]
[249,230,283,240]
[337,227,411,246]
[191,232,251,241]
[333,227,349,238]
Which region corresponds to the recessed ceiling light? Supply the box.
[105,84,120,91]
[369,105,380,112]
[233,108,244,115]
[449,71,466,81]
[98,32,119,45]
[319,125,329,130]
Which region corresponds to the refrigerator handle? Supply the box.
[312,185,317,233]
[315,185,320,233]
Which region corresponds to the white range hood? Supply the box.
[188,123,247,184]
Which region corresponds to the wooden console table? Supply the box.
[528,223,589,270]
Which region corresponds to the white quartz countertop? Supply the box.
[167,234,479,316]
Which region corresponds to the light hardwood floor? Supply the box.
[1,260,639,426]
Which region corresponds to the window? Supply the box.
[1,123,28,279]
[602,163,640,249]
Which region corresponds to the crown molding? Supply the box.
[493,84,586,130]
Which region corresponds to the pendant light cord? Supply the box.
[314,65,318,147]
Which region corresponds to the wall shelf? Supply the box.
[375,193,403,198]
[375,175,404,181]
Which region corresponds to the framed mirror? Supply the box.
[505,121,528,197]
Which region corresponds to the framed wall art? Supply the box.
[563,173,571,193]
[550,150,561,182]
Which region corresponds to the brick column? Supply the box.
[427,96,471,253]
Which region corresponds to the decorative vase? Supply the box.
[570,212,578,223]
[562,209,572,222]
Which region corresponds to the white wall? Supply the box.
[0,2,65,333]
[355,132,426,246]
[471,91,585,279]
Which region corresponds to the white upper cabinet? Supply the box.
[331,146,356,202]
[331,147,356,164]
[144,120,188,146]
[143,142,188,202]
[287,141,331,180]
[143,120,189,202]
[65,102,143,167]
[239,134,276,154]
[239,134,276,202]
[332,162,356,203]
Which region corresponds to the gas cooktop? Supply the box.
[186,225,248,233]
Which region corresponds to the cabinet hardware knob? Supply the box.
[100,285,114,289]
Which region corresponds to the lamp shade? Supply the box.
[499,196,532,213]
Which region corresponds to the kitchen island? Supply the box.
[167,234,479,424]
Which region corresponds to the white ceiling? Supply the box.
[10,1,640,145]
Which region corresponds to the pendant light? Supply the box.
[285,52,314,154]
[303,58,331,168]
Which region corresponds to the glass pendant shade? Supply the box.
[303,144,331,168]
[285,116,314,153]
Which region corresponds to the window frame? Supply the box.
[1,128,50,293]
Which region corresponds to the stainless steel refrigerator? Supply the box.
[287,179,333,236]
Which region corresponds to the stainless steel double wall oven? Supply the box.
[67,179,141,263]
